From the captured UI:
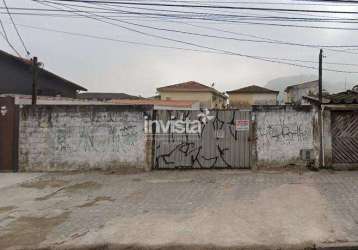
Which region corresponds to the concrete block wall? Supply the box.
[18,105,152,172]
[322,109,333,167]
[253,105,316,168]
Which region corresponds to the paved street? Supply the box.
[0,170,358,250]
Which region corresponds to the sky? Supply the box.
[1,0,358,97]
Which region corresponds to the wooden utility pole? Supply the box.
[319,49,323,104]
[31,56,38,105]
[318,49,323,168]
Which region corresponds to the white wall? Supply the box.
[254,106,315,167]
[18,105,150,171]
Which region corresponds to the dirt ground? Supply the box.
[0,170,357,250]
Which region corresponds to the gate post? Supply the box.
[250,111,258,171]
[0,96,18,172]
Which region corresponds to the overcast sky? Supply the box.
[1,0,358,96]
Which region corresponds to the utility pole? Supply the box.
[318,49,323,168]
[31,57,38,105]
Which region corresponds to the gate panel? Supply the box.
[0,97,17,172]
[332,111,358,164]
[154,110,251,169]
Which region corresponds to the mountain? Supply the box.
[265,75,316,93]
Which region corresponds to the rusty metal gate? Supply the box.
[0,97,18,172]
[153,109,251,169]
[332,111,358,164]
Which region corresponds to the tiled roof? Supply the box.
[77,92,142,100]
[327,90,358,104]
[157,81,226,97]
[303,90,358,104]
[2,94,196,107]
[227,85,279,94]
[111,99,197,108]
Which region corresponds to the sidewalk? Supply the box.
[0,170,357,250]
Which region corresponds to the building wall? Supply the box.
[159,91,226,108]
[286,85,318,104]
[253,105,316,167]
[18,105,152,171]
[229,93,277,108]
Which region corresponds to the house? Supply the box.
[156,81,227,109]
[111,99,200,110]
[285,80,318,105]
[227,85,279,108]
[303,87,358,169]
[0,50,87,98]
[77,92,142,101]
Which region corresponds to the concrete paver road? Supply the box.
[0,170,357,250]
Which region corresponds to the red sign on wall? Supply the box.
[235,120,250,131]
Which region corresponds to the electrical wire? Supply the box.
[34,1,358,31]
[47,0,358,15]
[0,16,21,57]
[9,21,358,66]
[31,0,358,73]
[2,0,30,55]
[39,1,358,49]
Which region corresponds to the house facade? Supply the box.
[227,85,279,108]
[157,81,227,109]
[285,80,318,105]
[0,50,87,98]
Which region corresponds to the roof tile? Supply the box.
[227,85,279,94]
[157,81,226,98]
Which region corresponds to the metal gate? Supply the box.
[0,97,18,172]
[332,111,358,164]
[153,109,251,169]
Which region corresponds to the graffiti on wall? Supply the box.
[255,110,313,162]
[257,119,312,144]
[19,108,146,170]
[54,124,139,154]
[154,110,251,169]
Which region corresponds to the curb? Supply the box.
[316,242,358,250]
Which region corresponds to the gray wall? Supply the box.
[18,105,152,171]
[253,105,316,167]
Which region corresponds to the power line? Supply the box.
[2,0,30,56]
[297,0,358,3]
[97,0,358,6]
[31,0,358,73]
[36,1,358,31]
[29,0,358,56]
[8,22,224,53]
[47,0,358,15]
[38,1,358,49]
[0,16,21,57]
[6,5,358,23]
[8,4,358,29]
[10,21,358,66]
